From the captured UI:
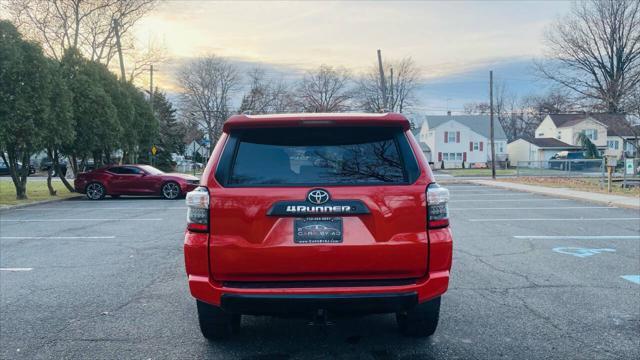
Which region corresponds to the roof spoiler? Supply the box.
[223,113,411,132]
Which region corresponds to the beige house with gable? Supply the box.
[535,114,608,148]
[508,113,639,163]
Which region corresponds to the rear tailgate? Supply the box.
[209,185,427,281]
[208,125,429,282]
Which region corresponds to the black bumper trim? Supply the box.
[220,292,418,316]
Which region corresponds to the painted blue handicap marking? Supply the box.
[621,275,640,284]
[552,247,616,258]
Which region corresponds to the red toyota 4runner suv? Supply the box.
[184,113,452,340]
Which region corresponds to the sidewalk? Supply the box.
[470,179,640,210]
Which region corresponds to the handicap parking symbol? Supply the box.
[552,247,616,258]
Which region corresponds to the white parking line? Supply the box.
[0,268,33,272]
[0,218,163,222]
[514,235,640,240]
[449,190,521,193]
[470,217,640,222]
[451,206,615,210]
[451,193,533,197]
[13,207,186,211]
[449,199,569,203]
[0,236,116,240]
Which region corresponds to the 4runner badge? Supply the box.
[266,191,370,216]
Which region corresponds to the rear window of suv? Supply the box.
[217,127,419,186]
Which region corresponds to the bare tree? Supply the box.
[238,68,297,114]
[127,38,167,83]
[464,87,575,141]
[297,65,352,112]
[537,0,640,113]
[356,57,420,113]
[7,0,157,76]
[178,55,240,153]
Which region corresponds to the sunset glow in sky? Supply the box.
[132,0,571,111]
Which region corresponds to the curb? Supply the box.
[0,194,82,211]
[467,180,640,210]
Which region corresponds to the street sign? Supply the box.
[625,158,635,175]
[151,145,157,156]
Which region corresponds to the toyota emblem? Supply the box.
[307,189,330,205]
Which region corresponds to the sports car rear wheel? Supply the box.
[161,182,181,200]
[86,182,105,200]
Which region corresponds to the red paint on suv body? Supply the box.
[184,113,453,338]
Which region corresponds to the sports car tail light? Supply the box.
[427,183,450,229]
[186,186,209,233]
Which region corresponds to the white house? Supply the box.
[410,127,431,163]
[416,115,508,168]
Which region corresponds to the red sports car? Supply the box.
[74,164,200,200]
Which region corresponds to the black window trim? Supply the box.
[214,127,420,188]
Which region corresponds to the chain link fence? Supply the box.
[516,159,605,178]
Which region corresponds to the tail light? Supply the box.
[186,186,209,233]
[427,183,450,229]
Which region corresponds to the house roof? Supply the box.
[518,137,578,149]
[547,113,640,137]
[589,114,638,137]
[547,114,590,127]
[424,115,507,140]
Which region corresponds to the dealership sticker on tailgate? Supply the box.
[294,217,343,244]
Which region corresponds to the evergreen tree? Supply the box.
[152,90,184,171]
[0,20,52,199]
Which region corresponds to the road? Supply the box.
[1,185,639,359]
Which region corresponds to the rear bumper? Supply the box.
[184,229,452,313]
[187,270,449,313]
[220,292,417,315]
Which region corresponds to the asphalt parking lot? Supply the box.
[1,184,639,359]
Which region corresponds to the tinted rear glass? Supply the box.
[227,127,411,186]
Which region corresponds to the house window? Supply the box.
[608,140,619,150]
[625,141,635,152]
[497,142,505,153]
[583,129,598,141]
[538,132,544,137]
[556,131,561,139]
[473,142,479,150]
[447,132,456,143]
[442,153,463,161]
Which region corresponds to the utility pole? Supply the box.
[113,19,126,83]
[377,49,388,111]
[389,66,394,112]
[149,64,154,113]
[489,70,496,179]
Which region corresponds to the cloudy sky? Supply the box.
[133,0,572,113]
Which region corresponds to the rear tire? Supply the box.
[161,181,181,200]
[85,182,106,200]
[196,300,240,340]
[397,296,440,337]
